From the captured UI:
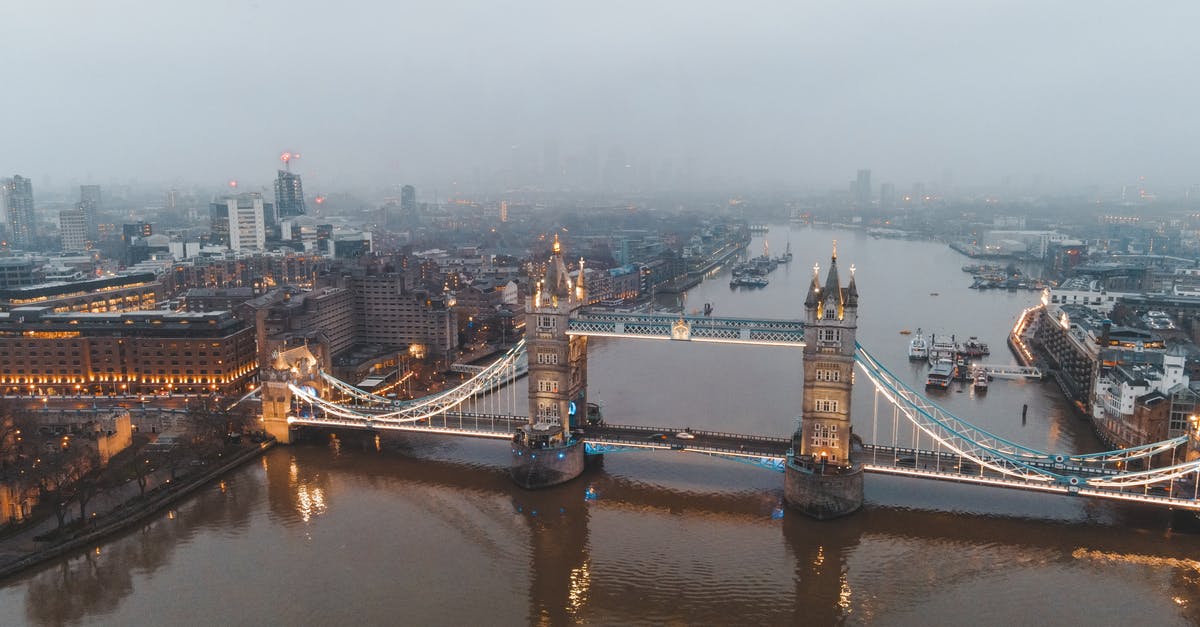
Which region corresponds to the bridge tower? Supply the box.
[785,243,864,519]
[261,370,293,444]
[259,344,325,445]
[512,234,588,488]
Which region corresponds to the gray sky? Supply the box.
[4,1,1198,193]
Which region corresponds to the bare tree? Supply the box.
[34,446,95,531]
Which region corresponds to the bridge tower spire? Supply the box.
[786,242,864,519]
[512,234,588,488]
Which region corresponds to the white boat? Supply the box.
[927,334,957,365]
[907,329,928,361]
[973,369,989,391]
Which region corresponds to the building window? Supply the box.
[815,399,839,413]
[811,423,839,448]
[537,316,557,330]
[538,378,559,393]
[815,368,840,382]
[536,401,561,422]
[536,351,558,365]
[817,328,841,344]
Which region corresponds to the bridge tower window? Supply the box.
[817,328,841,344]
[811,423,838,448]
[814,399,840,413]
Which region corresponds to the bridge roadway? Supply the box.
[287,413,1200,510]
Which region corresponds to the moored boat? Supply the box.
[973,369,989,391]
[927,334,957,365]
[907,329,928,361]
[926,359,956,389]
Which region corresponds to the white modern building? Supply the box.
[211,194,266,252]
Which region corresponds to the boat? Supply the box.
[973,369,989,392]
[899,329,912,335]
[926,359,956,389]
[958,337,990,357]
[907,329,928,361]
[930,292,940,296]
[730,276,769,288]
[927,334,957,365]
[773,241,794,265]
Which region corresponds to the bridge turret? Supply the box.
[787,241,864,519]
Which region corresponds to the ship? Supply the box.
[774,241,793,264]
[973,368,989,392]
[927,334,958,365]
[907,328,928,361]
[959,337,990,357]
[730,276,769,288]
[926,359,956,389]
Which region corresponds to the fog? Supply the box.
[3,1,1198,193]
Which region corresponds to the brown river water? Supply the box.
[2,226,1198,626]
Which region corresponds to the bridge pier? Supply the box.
[510,437,585,489]
[784,457,863,520]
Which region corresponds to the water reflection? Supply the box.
[4,443,1200,625]
[8,468,262,626]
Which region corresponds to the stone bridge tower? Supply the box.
[512,235,588,488]
[785,243,864,519]
[260,344,325,445]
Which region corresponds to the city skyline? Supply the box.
[2,1,1199,192]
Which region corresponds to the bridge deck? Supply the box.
[567,311,807,346]
[287,415,1200,511]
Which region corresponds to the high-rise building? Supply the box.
[121,221,153,242]
[400,185,416,214]
[880,182,896,210]
[274,170,306,219]
[2,176,35,248]
[59,207,88,251]
[855,169,871,206]
[210,194,266,251]
[499,200,509,223]
[79,184,101,237]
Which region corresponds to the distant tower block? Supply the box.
[785,242,864,519]
[512,234,587,488]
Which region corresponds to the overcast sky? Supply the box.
[3,1,1198,194]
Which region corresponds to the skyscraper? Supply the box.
[210,194,266,251]
[400,185,416,214]
[2,175,35,249]
[79,184,101,237]
[59,207,88,251]
[880,182,896,210]
[274,170,306,219]
[855,169,871,206]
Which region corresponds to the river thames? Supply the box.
[2,225,1198,626]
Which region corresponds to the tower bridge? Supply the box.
[263,238,1200,520]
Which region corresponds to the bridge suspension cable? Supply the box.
[855,343,1189,467]
[290,340,527,424]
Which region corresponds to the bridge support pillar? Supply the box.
[784,459,863,520]
[261,379,293,444]
[510,437,585,489]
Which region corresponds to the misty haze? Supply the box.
[1,2,1200,626]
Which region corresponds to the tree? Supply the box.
[120,450,155,498]
[34,445,95,531]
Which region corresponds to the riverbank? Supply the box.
[0,439,274,583]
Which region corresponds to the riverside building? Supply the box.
[0,308,256,397]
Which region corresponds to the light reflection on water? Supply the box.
[0,227,1198,625]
